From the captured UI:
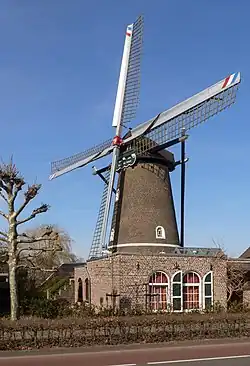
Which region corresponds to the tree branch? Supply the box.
[0,231,7,238]
[17,228,59,245]
[0,191,8,204]
[15,184,42,218]
[12,180,25,202]
[17,246,62,258]
[17,204,49,226]
[0,181,10,195]
[17,264,57,272]
[0,210,8,220]
[0,237,8,244]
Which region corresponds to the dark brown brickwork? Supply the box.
[109,155,180,254]
[75,252,227,310]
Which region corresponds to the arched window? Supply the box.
[85,278,90,302]
[156,226,166,239]
[109,228,115,242]
[183,272,200,310]
[115,188,120,202]
[172,271,182,311]
[149,271,169,310]
[77,278,83,303]
[203,272,213,309]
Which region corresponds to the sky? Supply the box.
[0,0,249,259]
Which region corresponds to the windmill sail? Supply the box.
[88,169,111,259]
[124,72,240,154]
[50,71,240,181]
[50,16,143,181]
[50,138,113,180]
[100,15,144,249]
[120,15,144,126]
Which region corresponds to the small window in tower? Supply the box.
[110,228,115,242]
[156,226,166,239]
[115,188,120,202]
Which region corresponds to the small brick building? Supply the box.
[75,248,228,312]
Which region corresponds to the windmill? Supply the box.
[49,15,241,259]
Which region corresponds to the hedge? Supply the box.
[0,313,249,350]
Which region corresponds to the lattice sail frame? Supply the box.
[127,79,239,154]
[88,169,111,259]
[121,15,144,126]
[50,72,241,180]
[51,138,113,176]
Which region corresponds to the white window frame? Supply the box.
[171,271,183,312]
[155,226,166,239]
[115,188,120,202]
[109,228,115,242]
[182,271,202,311]
[148,271,170,311]
[203,271,213,310]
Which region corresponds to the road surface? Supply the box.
[0,338,249,365]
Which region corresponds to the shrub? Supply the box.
[0,312,248,350]
[20,297,72,319]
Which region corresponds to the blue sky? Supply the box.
[0,0,249,259]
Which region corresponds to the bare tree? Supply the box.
[19,225,76,269]
[227,264,247,305]
[212,239,247,306]
[0,160,62,320]
[17,224,78,286]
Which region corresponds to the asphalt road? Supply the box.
[0,339,249,365]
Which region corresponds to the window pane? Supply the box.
[173,283,181,297]
[183,272,199,284]
[183,285,199,310]
[205,284,211,297]
[150,272,168,284]
[205,297,212,309]
[193,273,199,283]
[155,273,162,283]
[205,273,212,282]
[173,298,181,311]
[173,272,181,282]
[157,228,162,237]
[149,285,168,311]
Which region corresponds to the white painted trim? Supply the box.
[183,271,202,310]
[149,271,169,285]
[171,271,183,312]
[155,226,166,239]
[112,23,133,128]
[109,228,115,242]
[108,243,181,249]
[203,271,213,310]
[148,271,170,309]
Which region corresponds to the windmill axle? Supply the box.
[112,136,123,146]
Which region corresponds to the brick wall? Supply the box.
[75,252,227,310]
[111,159,180,253]
[243,289,250,306]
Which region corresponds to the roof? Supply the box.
[40,262,86,288]
[56,262,86,276]
[239,247,250,259]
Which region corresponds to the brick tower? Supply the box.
[108,149,181,254]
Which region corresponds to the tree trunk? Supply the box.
[8,260,18,321]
